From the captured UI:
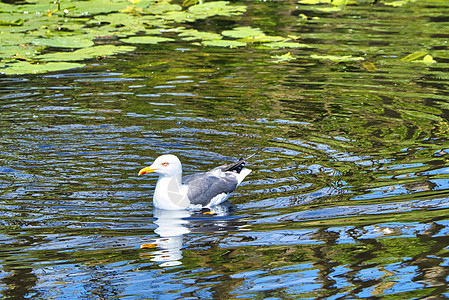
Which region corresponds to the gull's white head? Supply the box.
[138,154,182,178]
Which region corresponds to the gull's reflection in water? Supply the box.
[141,204,242,267]
[141,209,190,267]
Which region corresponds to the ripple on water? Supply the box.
[2,1,449,298]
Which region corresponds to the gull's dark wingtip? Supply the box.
[222,150,259,173]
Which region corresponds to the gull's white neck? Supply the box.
[153,173,188,210]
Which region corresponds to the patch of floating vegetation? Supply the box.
[0,0,306,75]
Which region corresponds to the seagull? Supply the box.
[138,154,254,210]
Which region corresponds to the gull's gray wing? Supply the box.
[183,172,238,206]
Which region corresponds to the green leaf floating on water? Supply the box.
[34,35,95,48]
[401,51,428,62]
[121,36,174,44]
[188,1,246,18]
[1,61,86,75]
[422,55,436,64]
[272,52,296,63]
[62,0,130,17]
[0,18,24,26]
[262,41,310,49]
[37,45,136,61]
[413,54,436,64]
[160,1,245,23]
[314,6,343,12]
[331,0,350,5]
[311,54,365,62]
[401,51,436,64]
[182,0,199,8]
[142,2,182,15]
[0,0,304,74]
[90,13,148,32]
[161,10,195,23]
[202,39,246,48]
[384,0,417,7]
[298,0,331,3]
[0,32,39,59]
[222,26,266,39]
[179,29,222,41]
[238,35,285,43]
[222,26,305,48]
[297,0,356,12]
[0,46,40,60]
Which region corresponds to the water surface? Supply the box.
[2,0,449,299]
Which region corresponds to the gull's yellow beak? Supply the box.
[138,167,157,176]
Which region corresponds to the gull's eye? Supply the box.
[162,162,169,167]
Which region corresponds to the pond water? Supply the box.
[2,0,449,299]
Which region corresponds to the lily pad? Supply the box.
[161,10,196,23]
[188,1,246,18]
[121,36,174,44]
[401,51,428,62]
[0,31,35,47]
[34,35,95,48]
[0,2,14,11]
[331,0,347,4]
[202,39,246,48]
[0,0,284,75]
[182,0,199,8]
[298,0,331,3]
[63,0,129,17]
[0,46,40,60]
[0,18,24,26]
[222,26,266,39]
[412,54,436,64]
[1,61,85,75]
[143,2,182,15]
[178,29,222,41]
[37,45,136,61]
[91,13,144,26]
[262,41,309,49]
[363,62,377,72]
[272,52,296,63]
[384,0,417,7]
[314,6,343,12]
[238,35,285,43]
[310,54,365,62]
